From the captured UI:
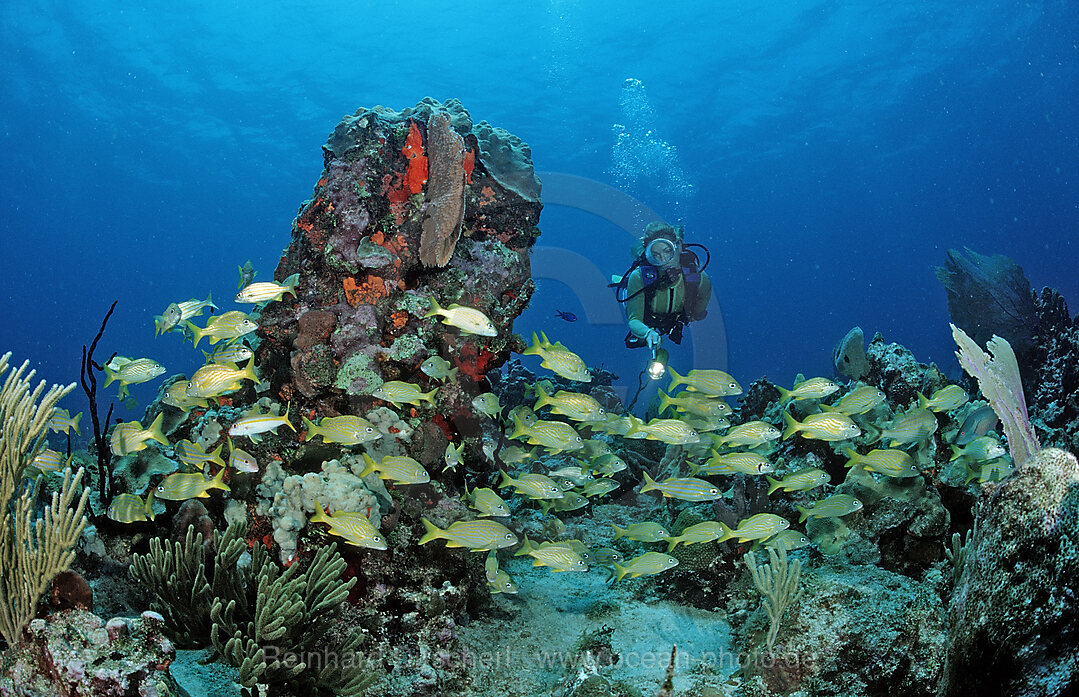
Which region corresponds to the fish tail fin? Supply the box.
[776,385,792,404]
[657,389,674,414]
[147,413,169,446]
[533,382,552,410]
[539,501,552,515]
[766,476,782,496]
[513,535,534,556]
[422,389,438,405]
[612,562,629,583]
[917,392,929,410]
[103,364,117,388]
[781,411,800,440]
[145,489,156,521]
[523,332,542,356]
[611,524,626,540]
[667,537,681,553]
[71,412,82,437]
[424,297,443,319]
[797,506,809,524]
[308,500,329,525]
[282,273,300,298]
[716,522,735,543]
[863,423,882,444]
[666,366,684,392]
[448,366,459,379]
[205,291,217,311]
[418,517,444,545]
[211,466,230,493]
[509,414,529,441]
[359,452,377,478]
[186,321,205,347]
[539,331,553,348]
[207,443,226,468]
[640,471,657,493]
[301,415,318,441]
[497,469,514,490]
[282,402,296,431]
[241,361,259,385]
[949,445,963,461]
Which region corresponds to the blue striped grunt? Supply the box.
[419,518,517,551]
[640,472,721,501]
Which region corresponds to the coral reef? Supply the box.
[941,448,1079,697]
[0,609,178,696]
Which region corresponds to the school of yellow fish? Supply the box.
[39,264,1011,594]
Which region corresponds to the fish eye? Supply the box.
[504,533,514,539]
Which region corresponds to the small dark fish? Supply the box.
[555,310,577,322]
[956,405,999,445]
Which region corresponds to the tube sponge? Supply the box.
[951,323,1040,467]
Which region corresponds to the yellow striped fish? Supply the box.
[235,273,299,304]
[466,485,510,517]
[155,468,230,501]
[509,415,583,452]
[764,530,811,551]
[717,513,790,543]
[425,298,498,336]
[309,502,386,550]
[625,418,700,445]
[797,494,863,523]
[371,381,437,406]
[419,518,517,551]
[578,478,620,498]
[588,453,628,476]
[47,408,83,436]
[498,470,563,500]
[918,385,969,413]
[175,439,227,468]
[202,343,254,366]
[539,493,590,514]
[666,521,727,551]
[611,522,671,542]
[515,537,588,572]
[640,472,721,501]
[523,332,591,383]
[175,293,217,320]
[107,491,156,523]
[485,551,518,594]
[711,420,781,448]
[782,412,861,441]
[950,436,1006,463]
[776,377,839,403]
[104,357,166,399]
[228,404,295,442]
[612,552,679,582]
[162,381,209,413]
[187,311,258,347]
[533,384,605,422]
[844,448,919,478]
[667,367,742,396]
[227,438,259,473]
[766,468,829,495]
[871,408,938,447]
[186,362,259,399]
[822,384,886,415]
[301,414,380,445]
[110,413,169,456]
[359,452,429,484]
[658,389,731,418]
[29,448,71,474]
[695,451,773,476]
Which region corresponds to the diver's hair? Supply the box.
[631,221,684,258]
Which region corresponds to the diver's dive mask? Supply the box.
[644,236,681,267]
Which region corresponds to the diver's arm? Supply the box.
[625,271,653,340]
[687,272,711,321]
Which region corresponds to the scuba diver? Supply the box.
[612,221,712,351]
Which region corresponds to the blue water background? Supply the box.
[2,1,1076,429]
